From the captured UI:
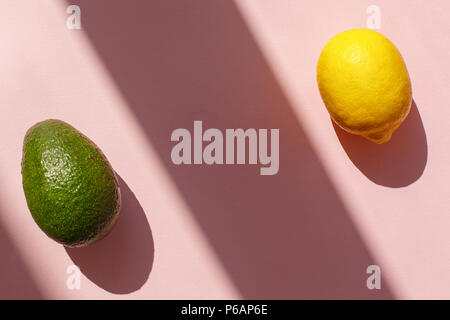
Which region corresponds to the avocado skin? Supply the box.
[21,119,121,247]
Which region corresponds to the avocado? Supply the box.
[21,119,121,247]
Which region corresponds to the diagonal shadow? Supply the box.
[0,218,43,299]
[69,0,394,298]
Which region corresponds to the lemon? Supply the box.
[317,29,412,143]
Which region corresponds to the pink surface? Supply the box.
[0,0,449,299]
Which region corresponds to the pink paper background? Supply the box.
[0,0,449,299]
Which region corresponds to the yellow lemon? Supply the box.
[317,29,412,143]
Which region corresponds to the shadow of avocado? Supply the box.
[65,174,154,294]
[333,100,428,187]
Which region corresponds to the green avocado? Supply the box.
[21,119,121,247]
